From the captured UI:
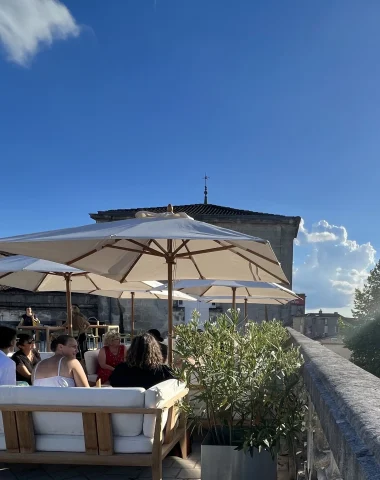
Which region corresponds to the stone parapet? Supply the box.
[288,328,380,480]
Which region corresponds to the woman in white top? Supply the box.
[32,335,89,388]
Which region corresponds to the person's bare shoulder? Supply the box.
[66,358,84,370]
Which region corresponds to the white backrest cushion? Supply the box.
[0,385,145,437]
[143,379,186,438]
[84,350,99,375]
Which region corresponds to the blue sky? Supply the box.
[0,0,379,315]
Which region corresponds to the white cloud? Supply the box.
[0,0,80,66]
[294,219,376,314]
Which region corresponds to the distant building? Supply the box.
[292,309,354,339]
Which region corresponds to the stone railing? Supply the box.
[288,328,380,480]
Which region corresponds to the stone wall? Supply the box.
[288,328,380,480]
[0,289,99,327]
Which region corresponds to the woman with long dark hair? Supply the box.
[109,333,175,389]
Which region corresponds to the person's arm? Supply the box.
[18,316,24,328]
[97,347,115,372]
[70,359,90,387]
[16,364,31,381]
[123,345,128,361]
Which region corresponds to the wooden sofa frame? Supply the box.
[0,388,189,480]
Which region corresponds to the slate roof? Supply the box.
[90,203,301,227]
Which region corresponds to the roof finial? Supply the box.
[203,174,209,205]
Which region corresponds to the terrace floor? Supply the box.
[0,439,292,480]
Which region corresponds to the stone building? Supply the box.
[0,203,302,333]
[292,309,355,339]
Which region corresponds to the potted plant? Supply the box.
[174,311,305,480]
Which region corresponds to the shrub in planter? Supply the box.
[174,311,305,479]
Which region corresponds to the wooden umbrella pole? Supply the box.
[244,298,248,320]
[65,273,73,336]
[131,292,135,340]
[167,240,174,366]
[232,287,237,311]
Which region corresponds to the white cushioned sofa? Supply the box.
[0,379,188,480]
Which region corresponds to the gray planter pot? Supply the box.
[201,430,276,480]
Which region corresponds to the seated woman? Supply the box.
[96,331,127,385]
[12,334,41,385]
[32,335,89,388]
[109,333,175,389]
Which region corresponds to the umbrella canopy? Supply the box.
[205,295,297,320]
[0,255,159,292]
[167,279,298,308]
[0,206,289,363]
[0,255,158,334]
[204,296,295,305]
[88,288,196,340]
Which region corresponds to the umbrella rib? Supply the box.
[176,245,233,258]
[173,240,189,255]
[183,244,205,279]
[214,241,288,285]
[86,275,100,290]
[150,239,167,255]
[244,247,282,266]
[128,239,166,257]
[67,249,100,266]
[34,274,49,292]
[106,245,164,258]
[119,239,154,283]
[199,285,212,297]
[0,272,12,280]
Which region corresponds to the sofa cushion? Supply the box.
[84,350,99,376]
[34,433,154,454]
[143,379,186,438]
[0,385,145,438]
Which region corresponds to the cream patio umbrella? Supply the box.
[0,205,289,363]
[89,288,196,339]
[160,279,299,310]
[0,255,157,334]
[205,295,297,320]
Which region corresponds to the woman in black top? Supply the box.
[148,329,168,363]
[12,334,41,384]
[109,333,175,389]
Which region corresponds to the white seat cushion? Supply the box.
[143,379,186,438]
[34,433,154,454]
[0,386,145,440]
[84,350,99,375]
